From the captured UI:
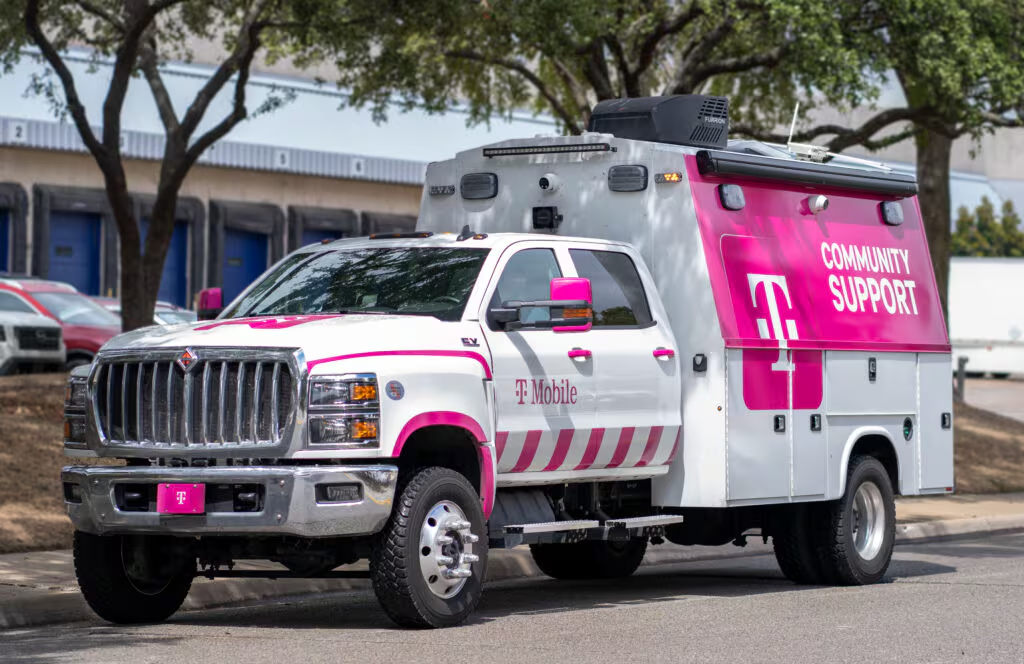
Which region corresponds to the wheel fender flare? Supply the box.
[837,426,897,497]
[394,412,496,519]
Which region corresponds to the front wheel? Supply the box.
[370,467,488,628]
[816,455,896,585]
[74,532,195,624]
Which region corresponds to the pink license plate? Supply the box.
[156,483,206,514]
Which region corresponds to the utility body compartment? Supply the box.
[418,124,954,509]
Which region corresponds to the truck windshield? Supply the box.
[225,247,491,322]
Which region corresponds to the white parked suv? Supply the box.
[0,312,66,375]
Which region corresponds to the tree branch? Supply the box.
[631,2,705,82]
[139,40,181,136]
[668,15,737,94]
[730,107,928,153]
[74,0,125,31]
[445,49,584,133]
[23,0,106,161]
[179,0,274,140]
[688,46,785,86]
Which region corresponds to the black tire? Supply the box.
[991,373,1010,380]
[773,504,825,585]
[74,531,195,624]
[815,455,896,585]
[370,467,488,629]
[531,538,647,580]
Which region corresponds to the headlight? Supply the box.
[307,374,380,448]
[64,369,89,446]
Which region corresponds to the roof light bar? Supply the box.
[483,143,615,158]
[368,232,434,239]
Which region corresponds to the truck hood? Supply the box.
[100,314,487,368]
[0,312,63,328]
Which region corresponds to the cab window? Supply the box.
[569,249,653,328]
[487,249,561,330]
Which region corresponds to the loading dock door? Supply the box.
[141,219,189,307]
[49,211,102,294]
[223,226,268,303]
[301,228,340,246]
[0,209,8,272]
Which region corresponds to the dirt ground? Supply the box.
[2,374,1024,554]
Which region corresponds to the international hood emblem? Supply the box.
[177,347,199,372]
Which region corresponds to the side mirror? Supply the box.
[197,287,223,321]
[488,277,593,331]
[550,277,592,332]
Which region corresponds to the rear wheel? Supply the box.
[815,455,896,585]
[531,538,647,580]
[74,532,195,624]
[370,467,487,628]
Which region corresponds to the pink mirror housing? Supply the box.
[550,277,592,332]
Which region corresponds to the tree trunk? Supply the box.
[914,127,954,328]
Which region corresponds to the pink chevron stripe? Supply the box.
[494,431,509,465]
[574,428,605,471]
[606,427,636,469]
[511,430,542,472]
[634,426,664,467]
[543,429,576,472]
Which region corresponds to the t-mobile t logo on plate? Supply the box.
[722,236,822,411]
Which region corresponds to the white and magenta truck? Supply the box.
[61,95,953,629]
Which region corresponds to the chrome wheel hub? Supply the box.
[852,481,885,561]
[418,501,479,598]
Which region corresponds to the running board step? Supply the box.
[606,515,686,529]
[504,520,600,535]
[502,520,599,548]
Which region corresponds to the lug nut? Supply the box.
[460,553,480,564]
[436,555,454,566]
[462,533,480,544]
[448,519,471,531]
[435,535,454,545]
[443,568,472,579]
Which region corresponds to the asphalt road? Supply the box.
[4,534,1023,664]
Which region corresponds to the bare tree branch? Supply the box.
[179,0,274,140]
[445,49,584,133]
[138,40,181,136]
[549,57,590,123]
[23,0,106,161]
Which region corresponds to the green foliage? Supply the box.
[952,197,1024,258]
[319,0,883,133]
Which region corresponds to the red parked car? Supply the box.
[0,278,121,369]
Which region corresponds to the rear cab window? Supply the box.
[568,249,653,328]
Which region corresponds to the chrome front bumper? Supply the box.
[62,465,398,538]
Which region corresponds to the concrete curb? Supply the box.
[3,514,1024,630]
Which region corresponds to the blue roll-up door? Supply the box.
[223,227,268,303]
[141,219,188,307]
[0,209,9,272]
[49,211,102,294]
[301,228,340,247]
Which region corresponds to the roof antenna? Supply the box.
[456,224,473,241]
[785,101,892,171]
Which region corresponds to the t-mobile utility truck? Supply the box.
[62,95,953,628]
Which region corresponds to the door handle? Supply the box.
[653,347,676,359]
[568,348,592,360]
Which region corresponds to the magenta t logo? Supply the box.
[514,379,528,405]
[747,274,798,372]
[721,235,822,412]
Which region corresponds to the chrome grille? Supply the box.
[94,353,295,448]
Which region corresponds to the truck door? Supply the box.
[480,245,596,477]
[565,247,682,471]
